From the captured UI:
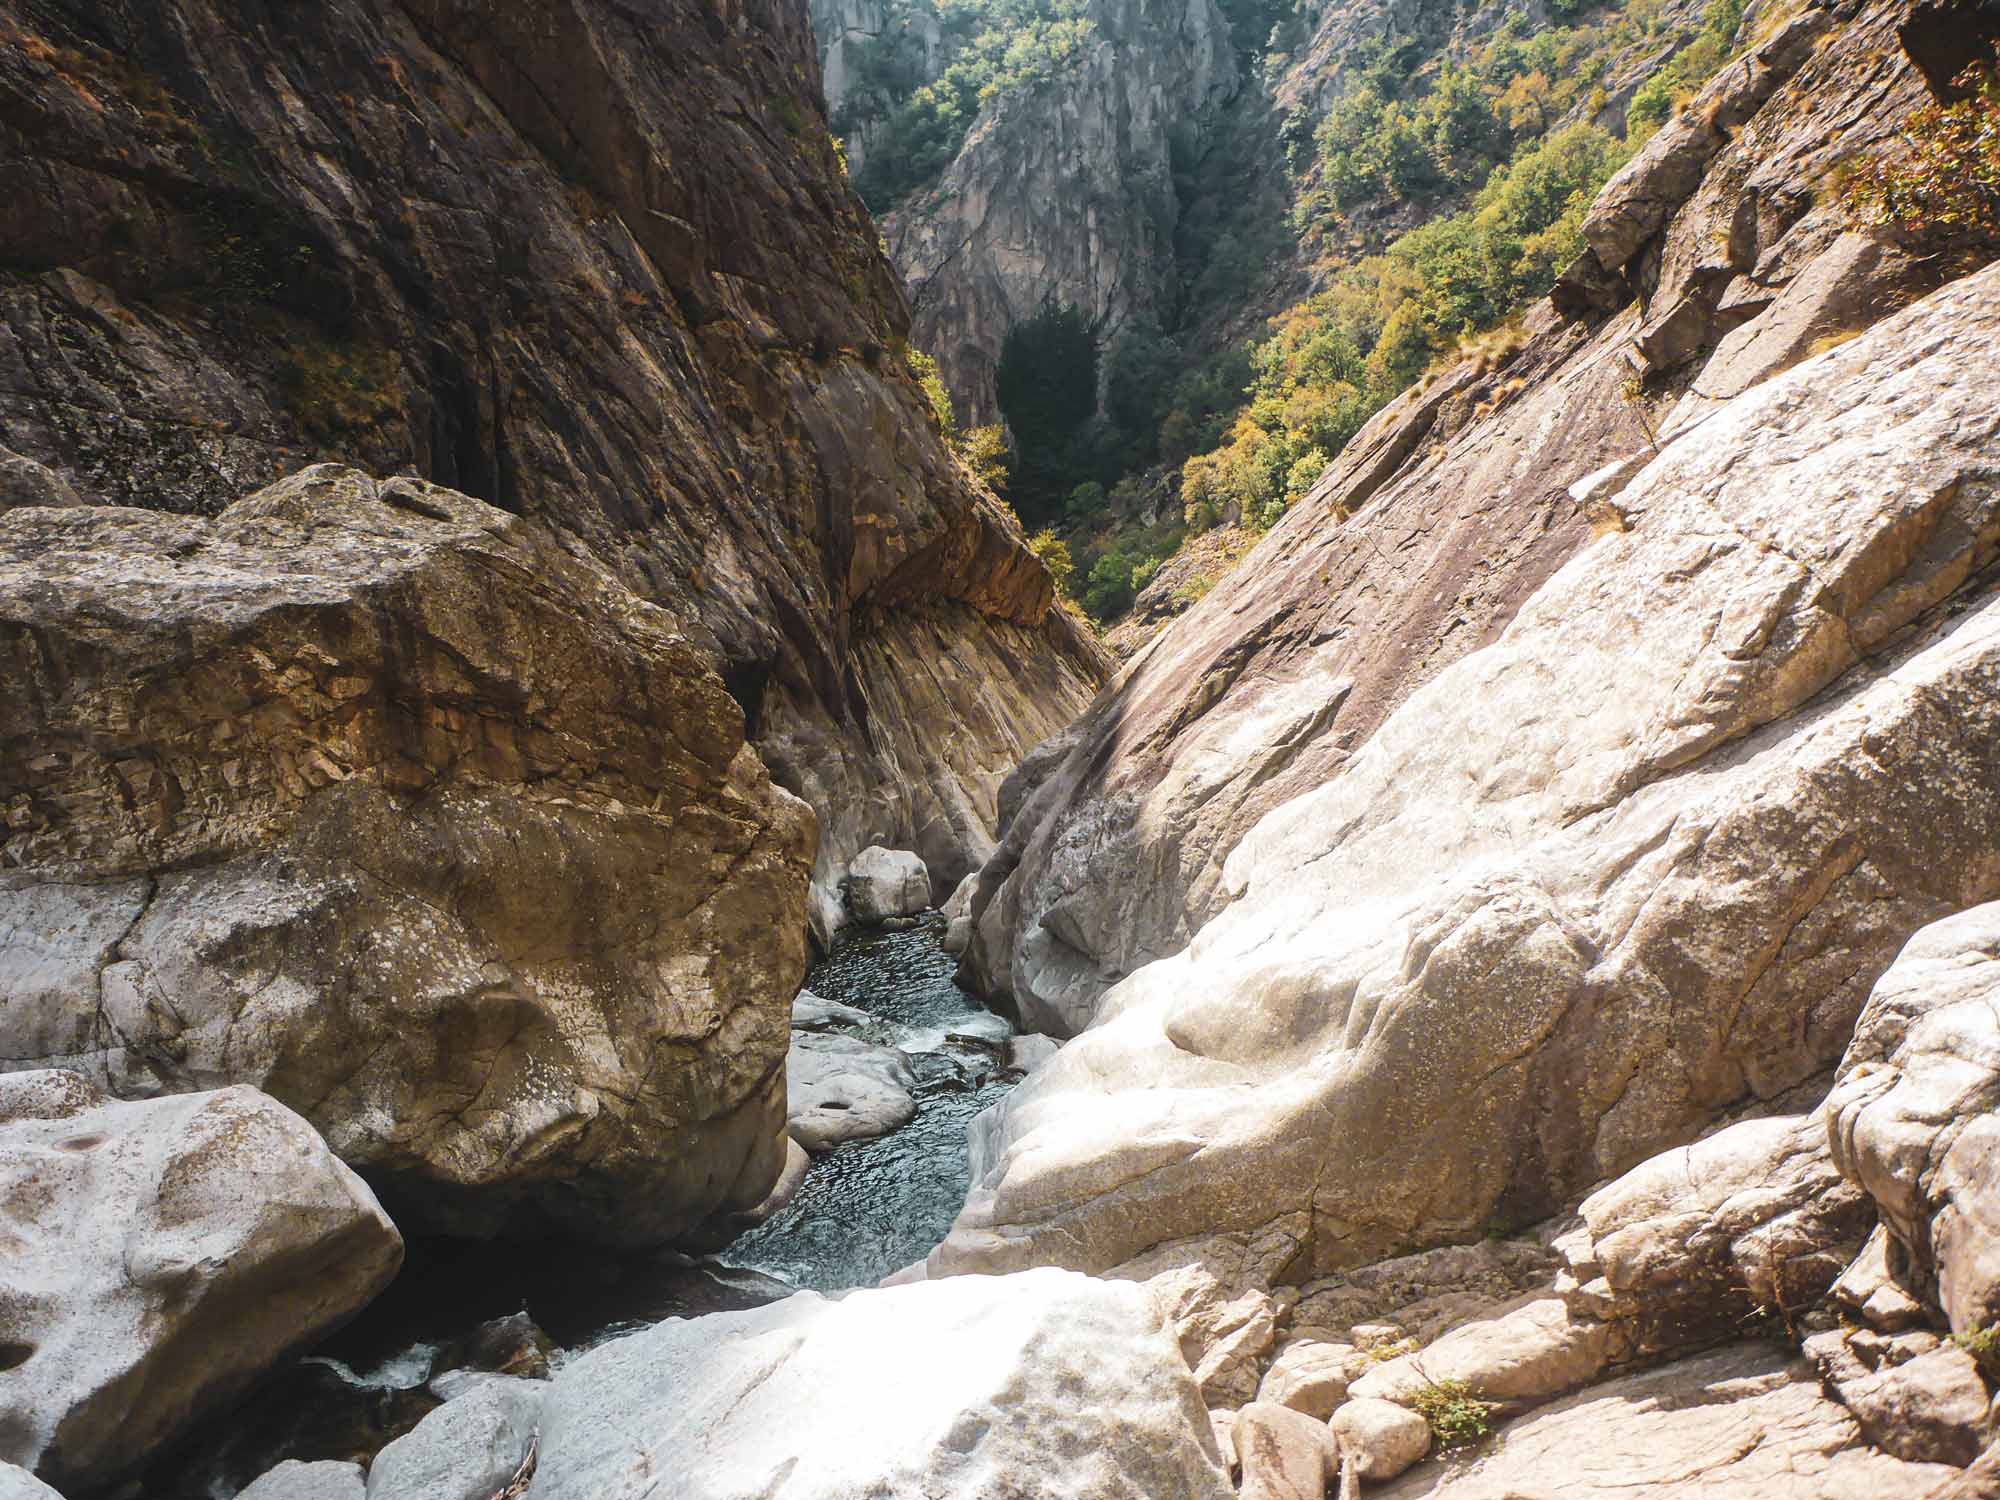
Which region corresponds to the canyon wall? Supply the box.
[0,0,1104,1243]
[882,0,1242,421]
[944,0,2000,1279]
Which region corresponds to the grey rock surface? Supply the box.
[238,1461,368,1500]
[787,1031,919,1152]
[366,1376,542,1500]
[526,1268,1234,1500]
[0,1465,66,1500]
[0,1074,401,1493]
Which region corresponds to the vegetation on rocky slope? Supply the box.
[851,0,1777,627]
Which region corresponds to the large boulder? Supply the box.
[1827,903,2000,1337]
[843,845,933,924]
[0,467,815,1247]
[0,1073,402,1493]
[935,261,2000,1280]
[0,0,1105,962]
[527,1268,1234,1500]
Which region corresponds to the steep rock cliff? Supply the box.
[961,0,1934,1035]
[812,0,945,179]
[0,0,1106,945]
[882,0,1241,420]
[941,0,2000,1279]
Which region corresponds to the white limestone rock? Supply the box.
[528,1268,1233,1500]
[0,1073,402,1493]
[843,846,932,924]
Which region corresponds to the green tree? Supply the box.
[1084,551,1136,619]
[1028,528,1077,598]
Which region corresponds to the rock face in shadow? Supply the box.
[884,0,1240,420]
[0,1072,403,1494]
[957,0,1939,1038]
[0,0,1106,943]
[935,253,2000,1282]
[0,466,815,1246]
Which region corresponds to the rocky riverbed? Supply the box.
[138,912,1037,1496]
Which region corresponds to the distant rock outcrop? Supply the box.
[883,0,1240,420]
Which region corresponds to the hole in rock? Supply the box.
[55,1134,105,1152]
[0,1342,34,1372]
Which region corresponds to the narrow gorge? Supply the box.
[1,0,1998,1495]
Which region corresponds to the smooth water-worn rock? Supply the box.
[786,1031,920,1152]
[1328,1398,1430,1483]
[0,1466,65,1500]
[1375,1342,1958,1498]
[0,0,1105,955]
[936,257,2000,1281]
[843,846,933,924]
[0,466,813,1248]
[527,1268,1234,1500]
[238,1461,368,1500]
[957,0,1930,1045]
[365,1375,542,1500]
[1827,902,2000,1339]
[0,1074,401,1493]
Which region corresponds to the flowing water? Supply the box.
[148,915,1018,1497]
[723,917,1017,1291]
